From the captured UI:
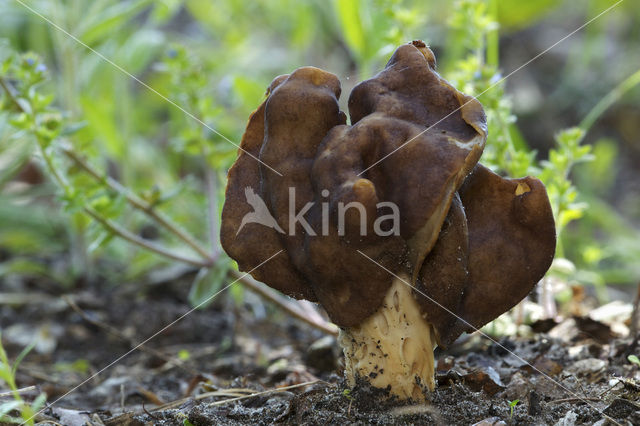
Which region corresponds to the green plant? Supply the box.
[442,0,640,300]
[0,334,47,425]
[0,0,638,324]
[508,399,519,419]
[628,354,640,367]
[0,46,337,335]
[446,0,593,245]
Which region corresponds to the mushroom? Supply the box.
[221,41,556,401]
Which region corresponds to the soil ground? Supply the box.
[2,275,639,426]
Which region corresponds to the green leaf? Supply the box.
[334,0,366,61]
[0,259,50,278]
[60,121,88,136]
[8,112,31,130]
[559,208,584,228]
[11,340,35,376]
[30,393,47,414]
[232,76,266,112]
[498,0,558,30]
[54,359,90,374]
[151,0,183,23]
[229,282,245,306]
[77,0,154,46]
[79,95,125,158]
[0,400,23,419]
[188,261,231,308]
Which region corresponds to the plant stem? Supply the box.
[3,77,210,265]
[580,68,640,134]
[61,147,216,263]
[1,76,339,337]
[205,168,219,252]
[231,270,338,337]
[83,207,339,335]
[0,78,27,115]
[83,205,211,268]
[487,0,499,68]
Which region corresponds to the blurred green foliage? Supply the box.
[0,0,639,307]
[0,333,46,425]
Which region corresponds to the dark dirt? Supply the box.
[2,275,640,426]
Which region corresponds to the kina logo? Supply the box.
[236,186,400,237]
[236,187,285,235]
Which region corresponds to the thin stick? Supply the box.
[0,385,36,398]
[62,147,215,264]
[598,379,622,397]
[84,207,338,335]
[205,168,219,253]
[152,380,321,412]
[83,206,210,268]
[580,68,640,134]
[231,270,338,337]
[207,380,320,407]
[151,388,256,411]
[547,397,603,404]
[1,77,338,337]
[0,78,21,109]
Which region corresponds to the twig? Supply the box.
[598,379,622,397]
[0,78,22,110]
[152,388,256,411]
[207,380,321,407]
[548,396,626,426]
[0,385,37,398]
[1,77,339,337]
[63,296,201,377]
[205,168,219,253]
[231,270,338,337]
[142,403,159,421]
[85,207,338,335]
[547,397,603,404]
[152,380,321,412]
[62,147,216,264]
[35,415,64,426]
[83,206,210,268]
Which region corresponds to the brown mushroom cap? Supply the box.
[414,193,469,342]
[416,164,556,346]
[220,74,316,300]
[221,41,555,333]
[317,41,487,282]
[457,164,556,332]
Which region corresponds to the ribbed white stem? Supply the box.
[338,275,437,401]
